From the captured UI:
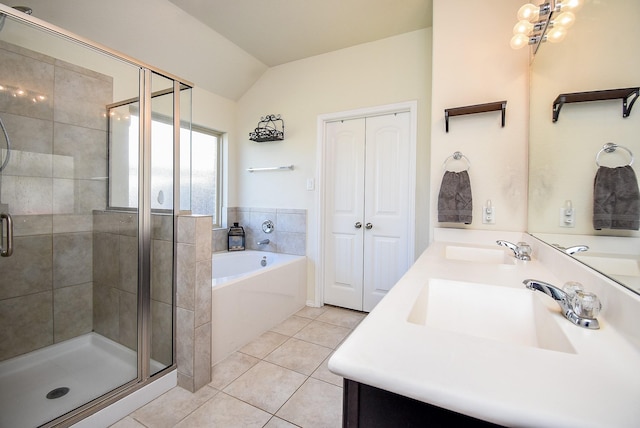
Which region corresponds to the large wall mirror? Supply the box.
[528,0,640,294]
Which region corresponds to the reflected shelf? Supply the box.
[552,87,640,122]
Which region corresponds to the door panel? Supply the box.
[363,112,411,311]
[324,119,365,311]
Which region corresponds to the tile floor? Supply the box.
[112,305,367,428]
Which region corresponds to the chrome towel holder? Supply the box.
[443,151,471,171]
[595,143,634,167]
[247,165,294,173]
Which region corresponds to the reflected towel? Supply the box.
[438,170,472,224]
[593,165,640,230]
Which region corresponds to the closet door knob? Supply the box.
[354,222,362,229]
[365,223,373,229]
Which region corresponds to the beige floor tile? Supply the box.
[276,378,343,428]
[265,337,332,375]
[295,305,329,319]
[131,386,217,428]
[270,315,312,336]
[224,361,307,414]
[311,355,343,387]
[239,331,289,359]
[210,351,260,390]
[317,306,366,329]
[264,416,299,427]
[294,320,351,349]
[174,392,271,428]
[109,416,146,428]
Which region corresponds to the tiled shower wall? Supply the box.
[0,41,111,361]
[212,207,307,255]
[92,211,176,367]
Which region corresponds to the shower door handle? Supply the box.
[1,212,13,257]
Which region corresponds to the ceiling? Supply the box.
[168,0,433,67]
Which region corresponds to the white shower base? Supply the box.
[0,332,162,428]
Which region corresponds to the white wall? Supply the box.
[236,29,432,302]
[430,0,530,238]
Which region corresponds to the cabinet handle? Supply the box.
[354,222,362,229]
[365,223,373,230]
[1,212,14,257]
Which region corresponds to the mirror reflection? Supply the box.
[528,0,640,293]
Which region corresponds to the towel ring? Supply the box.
[595,143,634,167]
[443,151,471,171]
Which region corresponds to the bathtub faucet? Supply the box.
[257,239,270,245]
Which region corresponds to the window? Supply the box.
[108,103,223,226]
[188,125,223,226]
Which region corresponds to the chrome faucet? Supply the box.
[552,244,589,255]
[497,240,532,261]
[523,279,600,329]
[565,245,589,255]
[257,239,270,245]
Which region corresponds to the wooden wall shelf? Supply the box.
[552,87,639,122]
[444,101,507,132]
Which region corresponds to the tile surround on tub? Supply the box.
[213,207,307,255]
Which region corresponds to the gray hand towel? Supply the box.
[593,165,640,230]
[438,170,472,224]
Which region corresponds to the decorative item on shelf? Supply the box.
[444,101,506,132]
[510,0,582,54]
[227,222,245,251]
[249,114,284,142]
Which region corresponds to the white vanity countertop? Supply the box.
[328,229,640,427]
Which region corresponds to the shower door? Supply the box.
[0,6,190,427]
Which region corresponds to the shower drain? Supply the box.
[46,387,70,399]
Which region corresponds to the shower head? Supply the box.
[12,6,32,15]
[0,5,33,32]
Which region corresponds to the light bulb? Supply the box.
[552,11,575,28]
[546,27,567,43]
[510,33,530,49]
[513,20,534,35]
[517,3,540,21]
[557,0,583,12]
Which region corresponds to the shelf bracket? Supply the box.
[552,87,639,122]
[444,101,506,133]
[623,88,639,118]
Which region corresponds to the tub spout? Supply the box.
[523,279,600,329]
[257,239,270,245]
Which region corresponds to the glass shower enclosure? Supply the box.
[0,5,192,427]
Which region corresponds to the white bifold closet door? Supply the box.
[323,112,411,312]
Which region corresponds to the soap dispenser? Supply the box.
[227,222,245,251]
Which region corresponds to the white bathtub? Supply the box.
[211,251,307,364]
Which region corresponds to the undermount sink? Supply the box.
[407,279,576,354]
[445,245,512,264]
[574,254,640,277]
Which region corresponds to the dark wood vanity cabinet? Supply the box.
[343,379,503,428]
